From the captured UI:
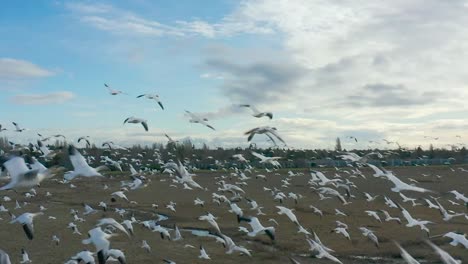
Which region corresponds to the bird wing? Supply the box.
[158,101,164,110]
[141,122,148,131]
[68,145,91,171]
[22,223,34,240]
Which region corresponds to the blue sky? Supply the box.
[1,1,468,149]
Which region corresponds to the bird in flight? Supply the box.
[137,94,165,110]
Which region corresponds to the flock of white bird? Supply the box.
[0,85,466,263]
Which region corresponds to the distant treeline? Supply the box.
[0,136,467,170]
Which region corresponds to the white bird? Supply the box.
[52,235,60,246]
[380,210,402,224]
[365,210,382,223]
[239,104,273,119]
[65,145,108,180]
[449,190,468,204]
[164,134,178,144]
[123,117,148,132]
[70,250,95,264]
[199,245,210,259]
[185,110,215,130]
[393,241,420,264]
[12,122,26,132]
[137,94,164,110]
[434,199,465,221]
[10,212,43,240]
[194,198,205,207]
[426,240,462,264]
[276,206,300,225]
[359,227,379,248]
[107,249,126,264]
[370,166,432,193]
[111,191,129,202]
[141,240,151,253]
[198,213,221,234]
[121,220,134,236]
[239,216,275,241]
[307,237,342,264]
[0,249,11,264]
[83,204,98,215]
[218,233,251,256]
[400,193,420,206]
[244,126,286,146]
[82,227,113,263]
[398,204,432,234]
[104,83,126,95]
[251,152,281,167]
[0,156,54,190]
[331,227,350,240]
[364,192,379,202]
[424,199,440,209]
[20,248,31,263]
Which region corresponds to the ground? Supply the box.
[0,165,467,263]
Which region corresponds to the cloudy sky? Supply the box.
[1,0,468,149]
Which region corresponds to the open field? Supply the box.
[0,165,467,263]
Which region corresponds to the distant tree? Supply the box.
[335,137,342,152]
[428,144,435,159]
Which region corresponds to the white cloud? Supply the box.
[0,58,54,79]
[58,1,468,148]
[11,91,76,105]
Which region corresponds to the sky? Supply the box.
[1,0,468,150]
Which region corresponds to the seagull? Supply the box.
[142,240,151,252]
[331,227,351,240]
[307,237,342,264]
[251,152,281,167]
[425,240,462,264]
[449,190,468,204]
[431,232,468,249]
[107,249,126,264]
[136,94,164,110]
[164,134,179,144]
[82,227,112,264]
[244,126,286,146]
[0,124,7,132]
[393,241,420,264]
[10,212,44,240]
[365,210,382,223]
[0,249,11,264]
[239,216,275,241]
[239,104,273,119]
[185,110,215,130]
[198,213,221,234]
[12,122,26,132]
[0,156,55,190]
[70,250,94,264]
[104,83,126,95]
[380,210,402,224]
[199,245,210,260]
[364,192,379,202]
[218,233,251,256]
[370,166,433,193]
[20,248,31,263]
[194,198,205,207]
[359,227,379,248]
[397,204,432,234]
[64,145,108,180]
[400,193,420,206]
[52,235,60,246]
[434,199,465,221]
[123,117,148,131]
[77,136,91,148]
